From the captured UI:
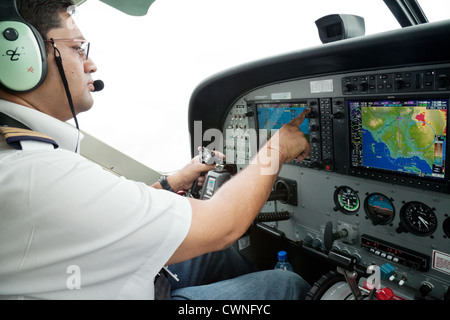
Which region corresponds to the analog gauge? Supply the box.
[443,217,450,238]
[333,186,360,215]
[398,201,438,237]
[364,193,395,225]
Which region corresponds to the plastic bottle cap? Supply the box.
[278,251,288,261]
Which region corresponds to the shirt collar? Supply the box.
[0,99,83,153]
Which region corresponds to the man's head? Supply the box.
[16,0,75,47]
[0,0,98,122]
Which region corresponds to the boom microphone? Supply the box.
[93,80,104,92]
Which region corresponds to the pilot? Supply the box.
[0,0,311,300]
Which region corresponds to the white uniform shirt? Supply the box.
[0,100,192,299]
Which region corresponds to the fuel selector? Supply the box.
[323,221,358,251]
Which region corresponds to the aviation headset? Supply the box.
[0,0,96,153]
[0,0,47,92]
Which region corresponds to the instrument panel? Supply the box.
[219,64,450,300]
[188,20,450,300]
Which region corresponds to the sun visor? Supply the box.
[73,0,156,16]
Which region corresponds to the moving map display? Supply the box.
[349,99,448,180]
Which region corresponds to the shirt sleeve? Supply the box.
[0,148,192,299]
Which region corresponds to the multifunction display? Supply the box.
[349,99,448,181]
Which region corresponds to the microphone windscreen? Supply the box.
[93,80,104,92]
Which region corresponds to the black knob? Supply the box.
[419,283,433,297]
[310,161,321,169]
[345,84,355,93]
[395,80,405,90]
[359,83,368,91]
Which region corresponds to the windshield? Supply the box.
[76,0,450,173]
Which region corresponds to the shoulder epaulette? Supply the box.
[0,126,59,150]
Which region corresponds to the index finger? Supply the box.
[289,108,311,128]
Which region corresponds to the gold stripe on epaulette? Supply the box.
[0,126,58,149]
[0,126,54,141]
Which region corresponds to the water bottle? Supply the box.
[274,250,294,272]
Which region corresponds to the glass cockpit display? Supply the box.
[349,99,448,181]
[256,102,310,142]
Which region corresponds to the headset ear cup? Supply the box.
[0,20,47,93]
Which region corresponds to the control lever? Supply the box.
[324,221,348,251]
[328,250,363,300]
[338,268,364,300]
[190,147,219,198]
[190,147,237,199]
[266,178,298,206]
[267,189,289,202]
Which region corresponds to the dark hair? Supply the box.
[16,0,75,40]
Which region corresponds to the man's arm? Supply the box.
[167,108,311,265]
